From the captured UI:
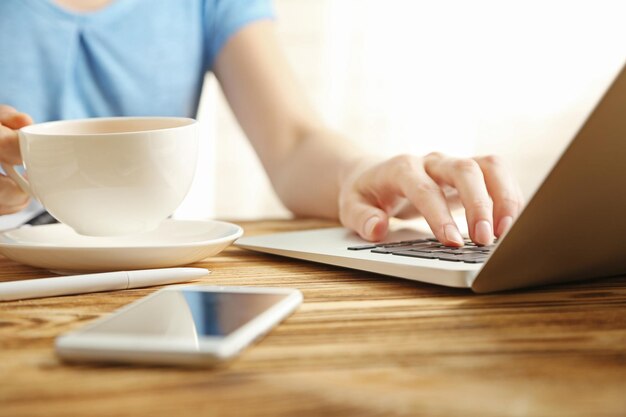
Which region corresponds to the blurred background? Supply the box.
[175,0,626,221]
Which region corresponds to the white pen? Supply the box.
[0,267,210,301]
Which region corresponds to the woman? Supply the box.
[0,0,523,245]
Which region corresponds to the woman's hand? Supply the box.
[213,22,523,246]
[338,153,524,246]
[0,105,33,214]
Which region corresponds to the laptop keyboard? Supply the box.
[347,238,495,264]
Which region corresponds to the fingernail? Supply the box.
[444,224,464,246]
[364,216,379,238]
[474,220,493,245]
[496,216,513,236]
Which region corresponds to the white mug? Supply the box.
[1,117,199,236]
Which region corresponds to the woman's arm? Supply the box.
[213,21,360,218]
[213,21,523,245]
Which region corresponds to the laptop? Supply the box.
[236,64,626,293]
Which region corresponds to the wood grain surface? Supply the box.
[1,219,625,417]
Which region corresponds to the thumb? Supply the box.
[0,105,33,130]
[339,193,390,241]
[1,113,33,130]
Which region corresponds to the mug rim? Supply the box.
[20,116,197,137]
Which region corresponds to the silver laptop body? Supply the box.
[237,64,626,293]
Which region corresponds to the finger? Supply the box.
[0,175,30,213]
[0,112,33,130]
[0,104,33,130]
[392,160,464,246]
[426,155,494,245]
[0,124,22,165]
[474,155,523,237]
[339,190,390,241]
[0,201,30,215]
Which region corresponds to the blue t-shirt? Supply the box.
[0,0,273,123]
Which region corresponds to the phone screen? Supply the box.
[79,289,290,339]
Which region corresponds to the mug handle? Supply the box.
[1,163,36,199]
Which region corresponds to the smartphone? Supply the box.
[56,286,302,366]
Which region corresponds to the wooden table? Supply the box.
[1,219,625,417]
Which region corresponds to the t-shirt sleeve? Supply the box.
[204,0,274,70]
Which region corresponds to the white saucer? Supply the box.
[0,219,243,273]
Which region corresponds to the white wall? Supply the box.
[177,0,626,220]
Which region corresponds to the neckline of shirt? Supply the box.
[30,0,141,24]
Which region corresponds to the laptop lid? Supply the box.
[471,63,626,292]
